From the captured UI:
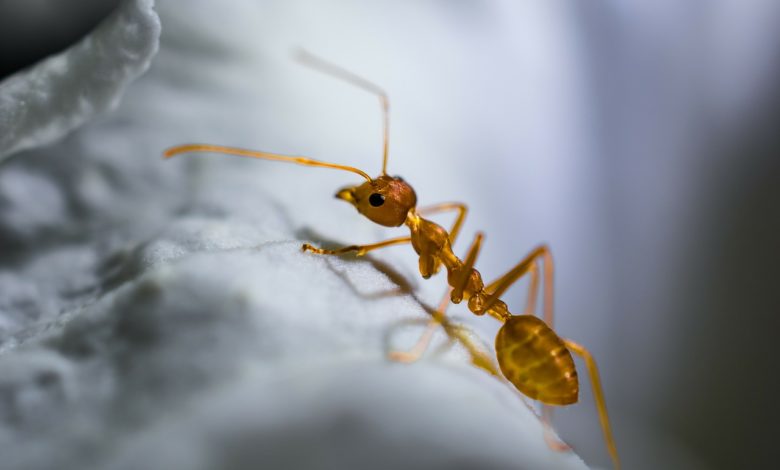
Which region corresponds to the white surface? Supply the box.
[0,0,160,161]
[0,1,590,469]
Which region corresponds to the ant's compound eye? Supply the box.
[369,193,386,207]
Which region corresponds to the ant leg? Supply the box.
[450,232,484,304]
[524,261,540,315]
[444,322,498,375]
[482,244,555,326]
[388,289,451,363]
[443,232,497,373]
[564,339,621,470]
[417,202,468,276]
[541,406,572,452]
[302,236,411,256]
[389,288,497,376]
[418,202,468,246]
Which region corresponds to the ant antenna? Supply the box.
[296,49,390,176]
[163,144,372,182]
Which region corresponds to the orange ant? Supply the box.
[164,50,620,470]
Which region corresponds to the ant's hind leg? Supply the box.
[541,406,572,453]
[388,289,497,376]
[302,236,411,256]
[444,322,498,375]
[564,339,621,470]
[482,246,567,450]
[387,290,451,364]
[483,244,554,326]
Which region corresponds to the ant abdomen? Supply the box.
[495,315,579,406]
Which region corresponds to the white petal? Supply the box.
[0,0,160,161]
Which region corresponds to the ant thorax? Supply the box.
[406,214,452,276]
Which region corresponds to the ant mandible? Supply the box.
[164,50,620,470]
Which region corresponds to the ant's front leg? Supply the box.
[302,236,411,256]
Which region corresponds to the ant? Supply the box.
[164,50,620,470]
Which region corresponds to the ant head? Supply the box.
[335,175,417,227]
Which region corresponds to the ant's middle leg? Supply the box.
[417,202,468,246]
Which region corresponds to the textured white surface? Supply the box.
[0,0,160,161]
[0,1,590,470]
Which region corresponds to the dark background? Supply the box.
[0,0,120,79]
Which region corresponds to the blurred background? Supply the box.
[1,1,778,469]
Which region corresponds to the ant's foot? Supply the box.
[301,243,328,254]
[301,243,364,256]
[543,430,572,453]
[387,350,421,364]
